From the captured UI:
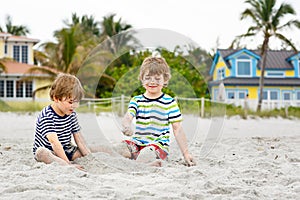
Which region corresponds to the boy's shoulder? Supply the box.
[162,93,173,99]
[38,105,55,118]
[131,94,144,101]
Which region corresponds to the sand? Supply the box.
[0,112,299,199]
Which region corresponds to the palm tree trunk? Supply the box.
[257,36,269,112]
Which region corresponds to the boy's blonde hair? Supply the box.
[139,57,171,85]
[50,73,84,101]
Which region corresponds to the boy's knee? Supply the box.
[114,143,131,158]
[136,146,157,163]
[35,147,52,162]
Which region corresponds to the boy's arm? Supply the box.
[73,132,91,156]
[172,122,196,166]
[121,112,134,136]
[46,133,70,164]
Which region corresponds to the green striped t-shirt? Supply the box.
[128,93,182,153]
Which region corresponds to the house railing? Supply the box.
[226,99,300,111]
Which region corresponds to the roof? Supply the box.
[0,32,40,44]
[218,49,297,70]
[0,61,49,76]
[209,77,300,87]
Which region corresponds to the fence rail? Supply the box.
[81,95,230,117]
[80,95,300,117]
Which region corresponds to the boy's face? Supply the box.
[142,73,165,96]
[53,97,79,116]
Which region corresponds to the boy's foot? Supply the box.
[149,160,162,167]
[136,146,159,164]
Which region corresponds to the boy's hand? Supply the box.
[184,153,196,167]
[122,126,133,136]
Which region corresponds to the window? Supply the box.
[217,68,225,80]
[0,80,4,97]
[6,80,14,98]
[13,45,29,63]
[270,91,279,100]
[16,81,24,97]
[0,80,33,98]
[238,91,246,99]
[237,55,251,76]
[13,46,20,62]
[262,90,279,100]
[296,91,300,100]
[4,44,7,54]
[266,71,284,77]
[262,91,268,100]
[227,91,235,99]
[299,60,300,77]
[21,46,28,63]
[25,81,33,97]
[283,92,291,100]
[237,61,251,76]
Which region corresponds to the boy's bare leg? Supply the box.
[136,146,162,167]
[35,147,69,166]
[89,143,131,158]
[71,150,83,160]
[113,143,132,158]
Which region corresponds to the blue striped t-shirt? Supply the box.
[33,105,81,155]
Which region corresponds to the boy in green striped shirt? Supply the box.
[121,56,196,167]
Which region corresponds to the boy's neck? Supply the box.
[143,91,163,99]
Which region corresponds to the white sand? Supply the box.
[0,112,299,199]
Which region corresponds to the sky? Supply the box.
[1,0,300,52]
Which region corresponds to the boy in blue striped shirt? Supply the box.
[121,56,196,167]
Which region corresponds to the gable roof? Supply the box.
[217,49,297,70]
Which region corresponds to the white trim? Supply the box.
[236,59,252,77]
[266,71,285,78]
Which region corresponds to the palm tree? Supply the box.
[0,15,30,36]
[64,13,101,37]
[100,14,138,54]
[233,0,300,111]
[0,57,13,74]
[28,26,95,97]
[28,14,113,98]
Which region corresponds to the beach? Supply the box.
[0,112,299,199]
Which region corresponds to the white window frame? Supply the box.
[0,79,33,99]
[262,90,279,100]
[236,58,252,77]
[237,91,247,99]
[298,60,300,77]
[266,71,285,78]
[282,91,292,101]
[217,67,225,80]
[296,90,300,100]
[13,44,29,64]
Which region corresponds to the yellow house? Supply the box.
[0,32,50,102]
[209,48,300,110]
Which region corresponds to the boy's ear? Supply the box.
[53,96,59,102]
[163,80,169,87]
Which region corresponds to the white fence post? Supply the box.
[121,94,124,115]
[201,97,205,118]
